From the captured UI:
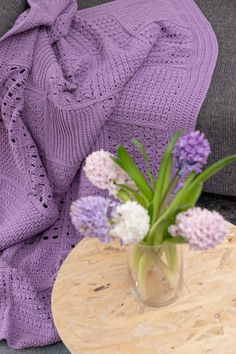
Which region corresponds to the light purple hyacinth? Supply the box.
[70,196,117,243]
[173,131,211,175]
[169,207,227,250]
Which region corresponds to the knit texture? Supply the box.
[0,0,217,349]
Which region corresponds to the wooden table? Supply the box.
[52,224,236,354]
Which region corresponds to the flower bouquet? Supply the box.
[70,131,236,307]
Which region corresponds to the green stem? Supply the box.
[130,245,143,273]
[157,173,180,216]
[137,253,151,300]
[147,173,180,245]
[150,247,180,288]
[136,247,180,298]
[164,244,178,274]
[148,172,197,241]
[150,222,165,245]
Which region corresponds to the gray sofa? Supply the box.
[195,0,236,196]
[0,0,235,196]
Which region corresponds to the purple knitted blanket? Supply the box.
[0,0,217,349]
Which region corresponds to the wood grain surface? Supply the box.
[52,224,236,354]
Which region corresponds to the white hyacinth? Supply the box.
[84,149,135,197]
[110,201,150,244]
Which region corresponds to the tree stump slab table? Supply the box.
[52,224,236,354]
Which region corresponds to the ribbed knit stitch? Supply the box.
[0,0,217,349]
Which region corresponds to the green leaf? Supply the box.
[164,154,236,220]
[193,155,236,185]
[149,154,236,244]
[186,182,203,207]
[116,183,149,208]
[163,236,188,244]
[117,190,131,202]
[165,182,203,220]
[132,139,155,187]
[151,130,182,224]
[148,203,154,219]
[115,183,137,194]
[182,171,196,188]
[149,182,203,238]
[116,145,153,202]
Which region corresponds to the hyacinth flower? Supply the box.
[82,131,236,245]
[109,201,150,245]
[84,149,136,200]
[109,131,236,303]
[71,197,150,245]
[70,196,117,243]
[147,130,235,245]
[151,131,211,223]
[76,131,236,306]
[169,207,227,250]
[173,131,211,176]
[101,131,235,245]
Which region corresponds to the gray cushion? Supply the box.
[0,0,235,196]
[0,1,111,37]
[195,0,236,196]
[0,0,28,38]
[78,0,111,9]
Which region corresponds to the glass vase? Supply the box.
[126,242,183,307]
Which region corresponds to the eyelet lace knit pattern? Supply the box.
[0,0,217,349]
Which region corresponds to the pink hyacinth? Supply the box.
[84,149,135,197]
[169,207,227,250]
